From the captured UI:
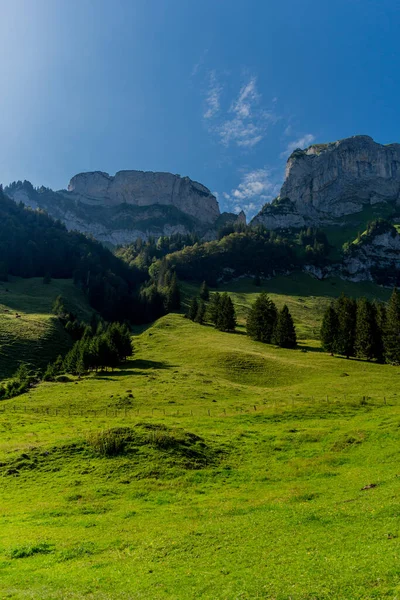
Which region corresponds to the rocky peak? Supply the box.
[252,135,400,229]
[66,169,220,224]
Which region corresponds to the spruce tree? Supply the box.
[373,301,386,363]
[274,305,297,348]
[166,272,181,312]
[216,293,236,332]
[188,297,199,321]
[336,294,357,358]
[320,304,339,355]
[384,288,400,364]
[195,299,206,324]
[355,298,379,361]
[246,293,278,343]
[208,292,221,326]
[199,281,210,301]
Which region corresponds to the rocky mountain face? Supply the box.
[6,171,241,245]
[252,135,400,229]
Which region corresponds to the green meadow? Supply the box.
[1,274,400,599]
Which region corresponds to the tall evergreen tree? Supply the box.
[336,294,357,358]
[384,288,400,364]
[373,301,386,363]
[216,293,236,332]
[246,293,278,343]
[165,272,181,312]
[320,303,339,355]
[199,281,210,301]
[274,305,297,348]
[188,297,199,321]
[355,298,380,361]
[195,299,206,324]
[208,292,221,326]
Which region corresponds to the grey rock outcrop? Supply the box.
[252,135,400,229]
[342,226,400,282]
[5,171,237,245]
[67,170,220,224]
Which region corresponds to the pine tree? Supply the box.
[373,301,386,363]
[355,298,379,361]
[274,305,297,348]
[166,272,181,312]
[246,293,278,343]
[320,304,339,355]
[208,292,221,325]
[384,288,400,364]
[216,293,236,332]
[336,294,357,358]
[199,281,210,301]
[52,295,67,318]
[195,299,206,324]
[188,297,199,321]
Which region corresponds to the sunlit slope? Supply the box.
[1,310,400,599]
[0,278,93,378]
[182,271,390,339]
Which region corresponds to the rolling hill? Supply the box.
[1,274,400,599]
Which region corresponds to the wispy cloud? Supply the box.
[203,75,278,149]
[191,48,209,78]
[222,168,281,218]
[231,77,259,118]
[280,133,315,158]
[203,71,222,119]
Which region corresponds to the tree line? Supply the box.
[187,284,297,348]
[320,289,400,363]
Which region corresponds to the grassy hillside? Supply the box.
[182,272,390,339]
[1,274,400,599]
[0,277,93,379]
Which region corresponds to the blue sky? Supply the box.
[1,0,400,218]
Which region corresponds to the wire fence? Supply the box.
[0,394,397,419]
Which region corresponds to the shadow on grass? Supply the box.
[94,359,172,380]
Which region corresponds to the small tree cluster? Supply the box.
[208,292,236,332]
[320,292,393,362]
[44,322,133,379]
[246,292,297,348]
[187,281,210,326]
[0,363,38,400]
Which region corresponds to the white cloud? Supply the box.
[231,77,259,119]
[203,71,222,119]
[280,133,315,158]
[203,75,277,149]
[222,168,281,218]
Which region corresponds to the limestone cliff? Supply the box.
[5,172,240,245]
[252,135,400,229]
[67,170,220,224]
[341,221,400,282]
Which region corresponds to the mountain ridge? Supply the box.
[252,134,400,229]
[5,171,242,246]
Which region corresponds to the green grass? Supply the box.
[183,272,390,339]
[1,274,400,599]
[0,277,93,378]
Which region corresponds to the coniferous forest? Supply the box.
[320,289,400,363]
